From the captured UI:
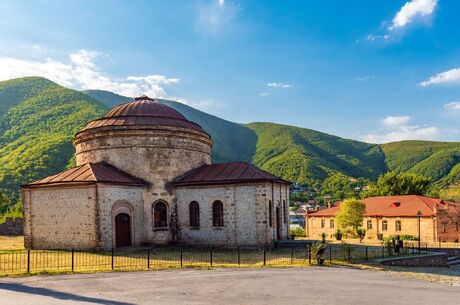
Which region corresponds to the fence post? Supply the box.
[210,248,213,267]
[308,245,311,265]
[365,246,368,261]
[348,247,351,262]
[329,245,332,264]
[27,250,30,274]
[180,248,183,267]
[147,248,150,270]
[237,247,241,266]
[71,249,74,272]
[425,243,428,254]
[263,248,266,266]
[111,248,114,271]
[291,248,294,264]
[382,246,384,259]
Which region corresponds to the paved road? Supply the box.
[0,267,458,305]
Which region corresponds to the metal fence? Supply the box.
[0,242,428,276]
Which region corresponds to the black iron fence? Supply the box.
[0,242,429,276]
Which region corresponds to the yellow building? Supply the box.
[306,195,460,242]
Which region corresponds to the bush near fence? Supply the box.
[0,242,429,276]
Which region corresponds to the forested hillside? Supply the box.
[0,77,106,198]
[2,77,460,202]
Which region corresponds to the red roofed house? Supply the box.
[21,96,290,249]
[306,195,460,242]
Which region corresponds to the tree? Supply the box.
[0,191,11,214]
[356,228,366,242]
[335,198,366,237]
[366,172,431,197]
[321,173,369,201]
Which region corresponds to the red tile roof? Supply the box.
[308,195,446,218]
[77,96,208,135]
[23,163,147,187]
[173,162,290,186]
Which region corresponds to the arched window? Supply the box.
[153,201,168,228]
[189,201,200,227]
[269,200,273,227]
[212,201,224,227]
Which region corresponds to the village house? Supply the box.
[306,195,460,243]
[21,96,290,250]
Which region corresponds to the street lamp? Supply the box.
[416,210,422,253]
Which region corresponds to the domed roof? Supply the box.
[77,96,208,135]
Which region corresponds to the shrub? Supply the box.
[377,233,383,241]
[289,227,305,239]
[356,228,366,242]
[333,229,343,241]
[321,232,326,243]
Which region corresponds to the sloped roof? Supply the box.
[23,162,147,187]
[308,195,446,218]
[77,96,208,135]
[173,162,290,186]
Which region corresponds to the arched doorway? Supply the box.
[115,213,131,247]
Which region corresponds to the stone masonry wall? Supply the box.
[176,182,289,247]
[97,184,145,249]
[23,185,98,249]
[0,217,23,235]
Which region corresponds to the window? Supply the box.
[330,219,334,229]
[321,219,325,228]
[395,220,401,231]
[212,201,224,227]
[269,200,273,227]
[283,200,287,224]
[367,220,372,230]
[382,220,387,231]
[153,201,167,228]
[189,201,200,227]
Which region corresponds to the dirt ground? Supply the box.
[0,236,24,250]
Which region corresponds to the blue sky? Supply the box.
[1,0,460,143]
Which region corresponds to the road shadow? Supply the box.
[0,282,133,305]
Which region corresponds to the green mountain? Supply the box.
[0,77,107,198]
[1,77,460,200]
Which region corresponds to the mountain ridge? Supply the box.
[0,77,459,199]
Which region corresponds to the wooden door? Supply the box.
[115,213,131,248]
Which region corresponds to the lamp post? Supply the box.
[416,210,422,253]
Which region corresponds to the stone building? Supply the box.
[21,96,290,249]
[306,195,460,243]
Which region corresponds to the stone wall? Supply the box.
[377,252,448,267]
[0,217,23,235]
[22,184,98,249]
[176,182,289,247]
[97,184,145,249]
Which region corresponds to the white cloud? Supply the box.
[444,101,460,110]
[382,115,411,126]
[419,68,460,86]
[362,125,440,143]
[362,115,440,143]
[267,82,293,88]
[389,0,437,30]
[259,92,271,96]
[0,49,179,98]
[196,0,238,35]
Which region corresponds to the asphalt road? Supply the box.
[0,267,458,305]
